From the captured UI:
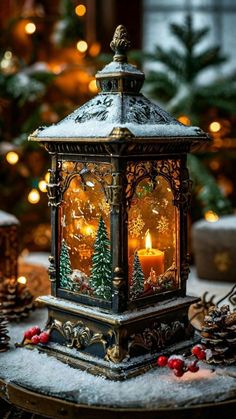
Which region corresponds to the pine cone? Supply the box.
[0,310,10,352]
[0,277,34,321]
[201,305,236,365]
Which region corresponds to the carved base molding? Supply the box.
[35,295,199,380]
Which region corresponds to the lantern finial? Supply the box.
[110,25,131,63]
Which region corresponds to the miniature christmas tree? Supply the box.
[89,216,112,300]
[130,252,145,299]
[0,275,33,321]
[0,309,10,352]
[59,240,73,290]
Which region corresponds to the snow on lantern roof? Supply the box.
[29,25,209,144]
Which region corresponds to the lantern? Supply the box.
[29,26,210,379]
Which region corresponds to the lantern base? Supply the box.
[35,294,199,380]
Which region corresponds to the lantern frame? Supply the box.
[29,25,210,379]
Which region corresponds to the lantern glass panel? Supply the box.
[128,174,179,299]
[59,162,112,300]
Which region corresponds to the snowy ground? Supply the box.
[0,309,235,409]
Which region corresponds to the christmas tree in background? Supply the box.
[189,154,232,220]
[0,310,10,352]
[53,0,84,47]
[130,252,144,300]
[59,240,73,290]
[0,0,92,252]
[144,14,236,121]
[141,15,235,218]
[89,216,112,300]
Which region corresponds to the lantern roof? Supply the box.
[29,25,209,145]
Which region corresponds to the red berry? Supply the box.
[24,329,33,340]
[197,350,206,360]
[157,356,168,367]
[174,369,185,377]
[31,335,40,344]
[188,361,199,373]
[39,332,50,344]
[30,326,41,336]
[172,359,185,370]
[167,358,176,369]
[191,344,203,357]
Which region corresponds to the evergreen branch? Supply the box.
[150,46,185,79]
[194,47,227,73]
[171,17,209,49]
[188,155,233,216]
[145,71,178,101]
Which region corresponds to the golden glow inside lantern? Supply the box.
[29,25,210,380]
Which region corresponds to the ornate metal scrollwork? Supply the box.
[44,141,110,156]
[110,24,131,61]
[124,96,180,125]
[105,172,123,205]
[49,319,106,350]
[75,96,113,123]
[48,256,56,282]
[125,159,181,206]
[105,328,129,363]
[173,166,192,213]
[59,161,112,201]
[181,253,191,282]
[46,168,62,207]
[128,320,185,353]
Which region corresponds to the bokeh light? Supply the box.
[25,22,36,34]
[76,40,88,53]
[28,188,40,204]
[75,4,86,16]
[6,151,19,165]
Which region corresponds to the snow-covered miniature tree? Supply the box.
[59,240,73,290]
[89,216,112,300]
[130,252,144,299]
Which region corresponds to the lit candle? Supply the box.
[138,231,164,279]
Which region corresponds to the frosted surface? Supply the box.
[193,215,236,231]
[1,309,235,409]
[97,61,143,75]
[36,93,202,139]
[0,210,19,226]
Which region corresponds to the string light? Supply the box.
[209,121,221,133]
[76,40,88,53]
[38,180,47,192]
[75,4,86,16]
[88,79,98,93]
[204,210,219,223]
[17,276,27,285]
[25,22,36,34]
[28,188,40,204]
[6,151,19,165]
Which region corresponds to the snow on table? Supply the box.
[0,309,235,409]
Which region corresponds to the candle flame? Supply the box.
[145,230,152,251]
